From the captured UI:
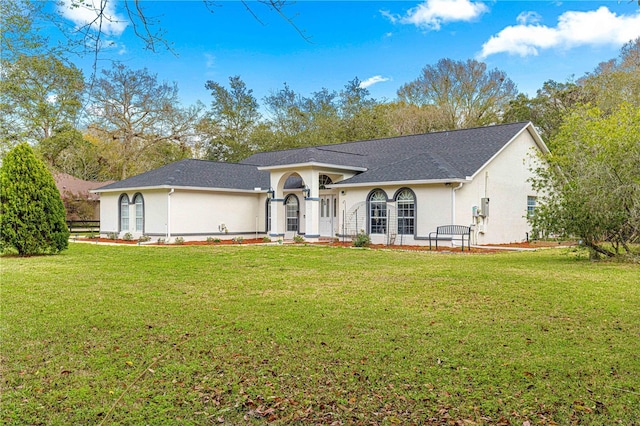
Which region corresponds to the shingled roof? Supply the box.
[242,121,538,185]
[95,122,541,192]
[54,172,114,200]
[94,159,270,192]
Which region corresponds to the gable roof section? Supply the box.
[94,122,545,193]
[242,146,369,170]
[243,122,537,185]
[93,159,270,192]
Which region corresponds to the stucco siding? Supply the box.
[99,190,167,237]
[99,192,119,234]
[456,131,540,244]
[143,190,169,235]
[169,190,264,236]
[338,184,452,246]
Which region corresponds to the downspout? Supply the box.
[167,188,174,240]
[451,182,464,224]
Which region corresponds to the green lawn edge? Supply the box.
[2,243,638,424]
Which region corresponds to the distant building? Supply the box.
[54,173,114,221]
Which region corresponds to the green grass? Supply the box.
[1,243,639,425]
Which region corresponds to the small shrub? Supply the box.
[293,235,305,243]
[262,236,272,243]
[122,232,133,241]
[138,234,151,243]
[206,236,215,244]
[174,236,185,245]
[232,236,244,244]
[352,231,371,248]
[214,238,221,243]
[156,237,165,244]
[107,232,119,240]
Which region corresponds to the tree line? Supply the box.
[0,56,524,181]
[3,41,638,178]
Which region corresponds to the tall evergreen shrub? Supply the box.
[0,143,69,255]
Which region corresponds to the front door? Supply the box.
[284,195,299,240]
[319,194,336,237]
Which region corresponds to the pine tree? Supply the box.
[0,143,69,255]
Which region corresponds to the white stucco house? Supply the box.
[92,122,548,246]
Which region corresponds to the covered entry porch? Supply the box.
[261,164,360,241]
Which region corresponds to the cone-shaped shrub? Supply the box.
[1,143,69,255]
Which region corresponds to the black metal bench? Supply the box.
[429,225,471,251]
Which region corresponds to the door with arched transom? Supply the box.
[284,194,299,240]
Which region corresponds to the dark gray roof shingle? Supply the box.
[96,122,534,191]
[94,159,270,191]
[243,121,531,184]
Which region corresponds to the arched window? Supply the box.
[284,195,299,232]
[368,189,387,234]
[319,174,333,189]
[133,193,144,233]
[119,194,130,232]
[395,188,415,235]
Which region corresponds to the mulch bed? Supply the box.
[77,237,576,253]
[85,238,267,245]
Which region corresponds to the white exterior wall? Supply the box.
[99,192,120,234]
[169,190,264,238]
[456,131,540,245]
[99,188,267,241]
[144,190,170,235]
[337,184,452,246]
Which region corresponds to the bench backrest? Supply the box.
[436,225,470,235]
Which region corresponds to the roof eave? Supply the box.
[468,122,547,181]
[257,162,367,172]
[91,185,268,194]
[329,177,469,188]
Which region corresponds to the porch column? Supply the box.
[304,181,320,241]
[304,197,320,240]
[269,188,284,238]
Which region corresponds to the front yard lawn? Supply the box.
[1,243,638,424]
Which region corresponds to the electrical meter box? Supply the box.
[480,198,490,217]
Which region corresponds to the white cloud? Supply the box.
[380,10,398,24]
[387,0,488,31]
[516,11,542,26]
[117,43,128,55]
[479,6,640,58]
[57,0,128,36]
[204,53,216,69]
[359,75,391,89]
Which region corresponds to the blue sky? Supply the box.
[55,0,640,108]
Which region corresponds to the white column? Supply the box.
[269,185,284,238]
